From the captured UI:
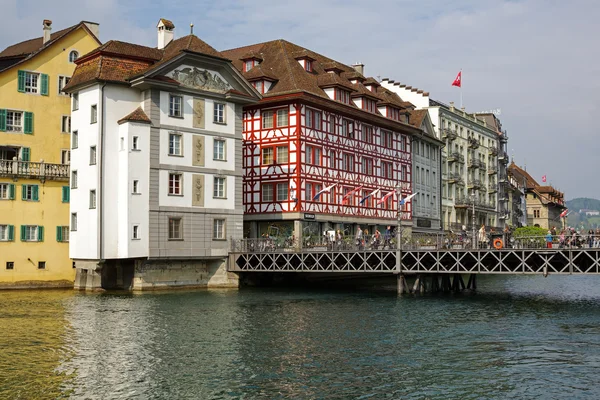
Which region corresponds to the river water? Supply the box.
[2,275,600,399]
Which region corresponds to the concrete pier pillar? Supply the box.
[397,274,408,294]
[73,261,104,291]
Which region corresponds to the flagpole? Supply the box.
[460,68,463,109]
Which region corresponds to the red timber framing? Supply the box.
[243,98,414,222]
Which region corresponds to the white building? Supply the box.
[381,80,509,232]
[64,19,260,290]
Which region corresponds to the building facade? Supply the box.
[381,80,509,232]
[0,20,100,288]
[65,19,260,290]
[221,42,421,244]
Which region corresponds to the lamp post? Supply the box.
[396,184,405,294]
[471,191,476,249]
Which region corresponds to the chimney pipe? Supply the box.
[157,19,175,50]
[43,20,52,44]
[352,63,364,75]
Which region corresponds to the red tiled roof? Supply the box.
[117,106,151,124]
[408,109,428,128]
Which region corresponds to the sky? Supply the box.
[2,0,599,200]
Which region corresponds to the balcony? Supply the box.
[467,179,483,190]
[498,151,509,164]
[0,159,69,181]
[488,146,498,156]
[442,128,458,141]
[488,183,498,193]
[468,158,485,169]
[447,173,463,185]
[447,152,464,163]
[487,167,498,175]
[454,197,495,210]
[467,137,480,149]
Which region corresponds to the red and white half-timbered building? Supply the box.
[222,41,422,240]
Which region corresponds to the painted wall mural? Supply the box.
[170,66,231,93]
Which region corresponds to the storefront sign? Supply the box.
[304,213,316,220]
[417,219,432,228]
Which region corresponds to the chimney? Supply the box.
[352,63,364,75]
[83,21,100,39]
[157,18,175,50]
[43,20,52,44]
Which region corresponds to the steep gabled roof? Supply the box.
[0,21,101,73]
[118,106,151,124]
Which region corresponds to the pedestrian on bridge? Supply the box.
[478,224,487,249]
[356,226,364,250]
[546,231,553,249]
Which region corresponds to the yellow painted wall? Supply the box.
[0,26,99,287]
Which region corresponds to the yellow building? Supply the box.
[0,20,101,288]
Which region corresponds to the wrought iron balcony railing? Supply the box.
[442,128,458,141]
[487,167,498,175]
[467,179,483,189]
[468,137,480,149]
[488,146,498,156]
[468,158,485,169]
[0,159,69,181]
[447,152,465,163]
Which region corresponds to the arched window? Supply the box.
[69,50,79,63]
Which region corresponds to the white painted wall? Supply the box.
[380,80,429,109]
[159,128,235,171]
[158,170,235,209]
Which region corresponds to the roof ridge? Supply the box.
[221,40,274,53]
[279,40,298,91]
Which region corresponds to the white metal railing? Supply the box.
[0,159,69,180]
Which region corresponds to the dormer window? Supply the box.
[244,58,260,72]
[363,98,377,113]
[386,107,401,121]
[335,88,350,105]
[252,80,265,94]
[305,60,312,72]
[296,56,315,72]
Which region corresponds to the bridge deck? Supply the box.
[230,249,600,275]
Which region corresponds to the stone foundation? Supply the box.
[0,280,73,290]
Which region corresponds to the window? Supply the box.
[306,182,323,202]
[262,147,274,165]
[71,213,77,231]
[168,217,182,240]
[262,111,274,129]
[6,111,23,132]
[328,114,336,134]
[382,130,393,149]
[90,105,97,124]
[169,133,182,156]
[6,262,14,270]
[252,80,264,93]
[22,184,39,201]
[132,180,139,194]
[401,165,408,182]
[363,99,376,113]
[342,153,354,172]
[335,88,350,104]
[213,177,226,198]
[132,136,139,150]
[341,119,351,138]
[24,72,39,93]
[168,173,182,195]
[72,131,78,149]
[38,261,46,270]
[169,95,183,117]
[56,226,69,242]
[361,157,373,175]
[329,150,336,169]
[262,184,274,202]
[89,146,96,165]
[361,125,373,143]
[68,50,79,63]
[276,183,288,201]
[213,219,225,240]
[305,59,313,72]
[0,183,15,200]
[72,93,79,111]
[244,59,259,72]
[0,224,14,241]
[306,145,321,166]
[21,225,42,242]
[276,109,289,127]
[58,76,70,94]
[132,225,140,240]
[61,150,70,165]
[89,190,96,209]
[71,171,78,188]
[381,161,393,179]
[214,103,226,124]
[213,139,225,160]
[276,146,288,163]
[61,116,71,133]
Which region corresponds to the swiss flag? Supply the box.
[560,209,569,218]
[542,175,547,183]
[452,71,462,87]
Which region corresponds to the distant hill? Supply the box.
[566,198,600,229]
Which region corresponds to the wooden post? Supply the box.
[397,274,408,294]
[412,274,421,293]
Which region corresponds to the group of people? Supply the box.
[352,226,394,250]
[553,227,600,249]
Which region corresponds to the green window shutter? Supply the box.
[8,184,15,200]
[21,147,30,161]
[21,184,27,200]
[32,185,39,201]
[8,225,14,241]
[62,186,70,203]
[17,71,25,92]
[24,112,33,134]
[20,225,26,241]
[37,226,44,242]
[56,226,62,242]
[0,109,6,131]
[40,74,49,96]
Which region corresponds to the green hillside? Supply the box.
[566,197,600,211]
[566,198,600,229]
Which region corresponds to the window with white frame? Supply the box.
[132,180,139,194]
[71,170,77,188]
[0,224,9,241]
[213,139,225,160]
[71,213,77,231]
[61,116,70,133]
[89,146,96,165]
[214,103,226,124]
[24,72,39,93]
[168,173,181,195]
[0,183,10,199]
[68,50,79,63]
[169,133,182,156]
[61,150,70,165]
[262,184,273,202]
[6,111,23,132]
[58,76,71,94]
[132,225,140,240]
[306,109,322,130]
[276,183,288,201]
[169,95,183,117]
[168,217,182,240]
[213,177,225,198]
[58,226,69,242]
[89,190,96,209]
[91,105,97,124]
[252,80,264,93]
[262,111,274,129]
[262,147,274,165]
[276,109,289,127]
[23,225,39,241]
[72,131,78,149]
[276,146,288,164]
[213,219,225,239]
[132,136,139,150]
